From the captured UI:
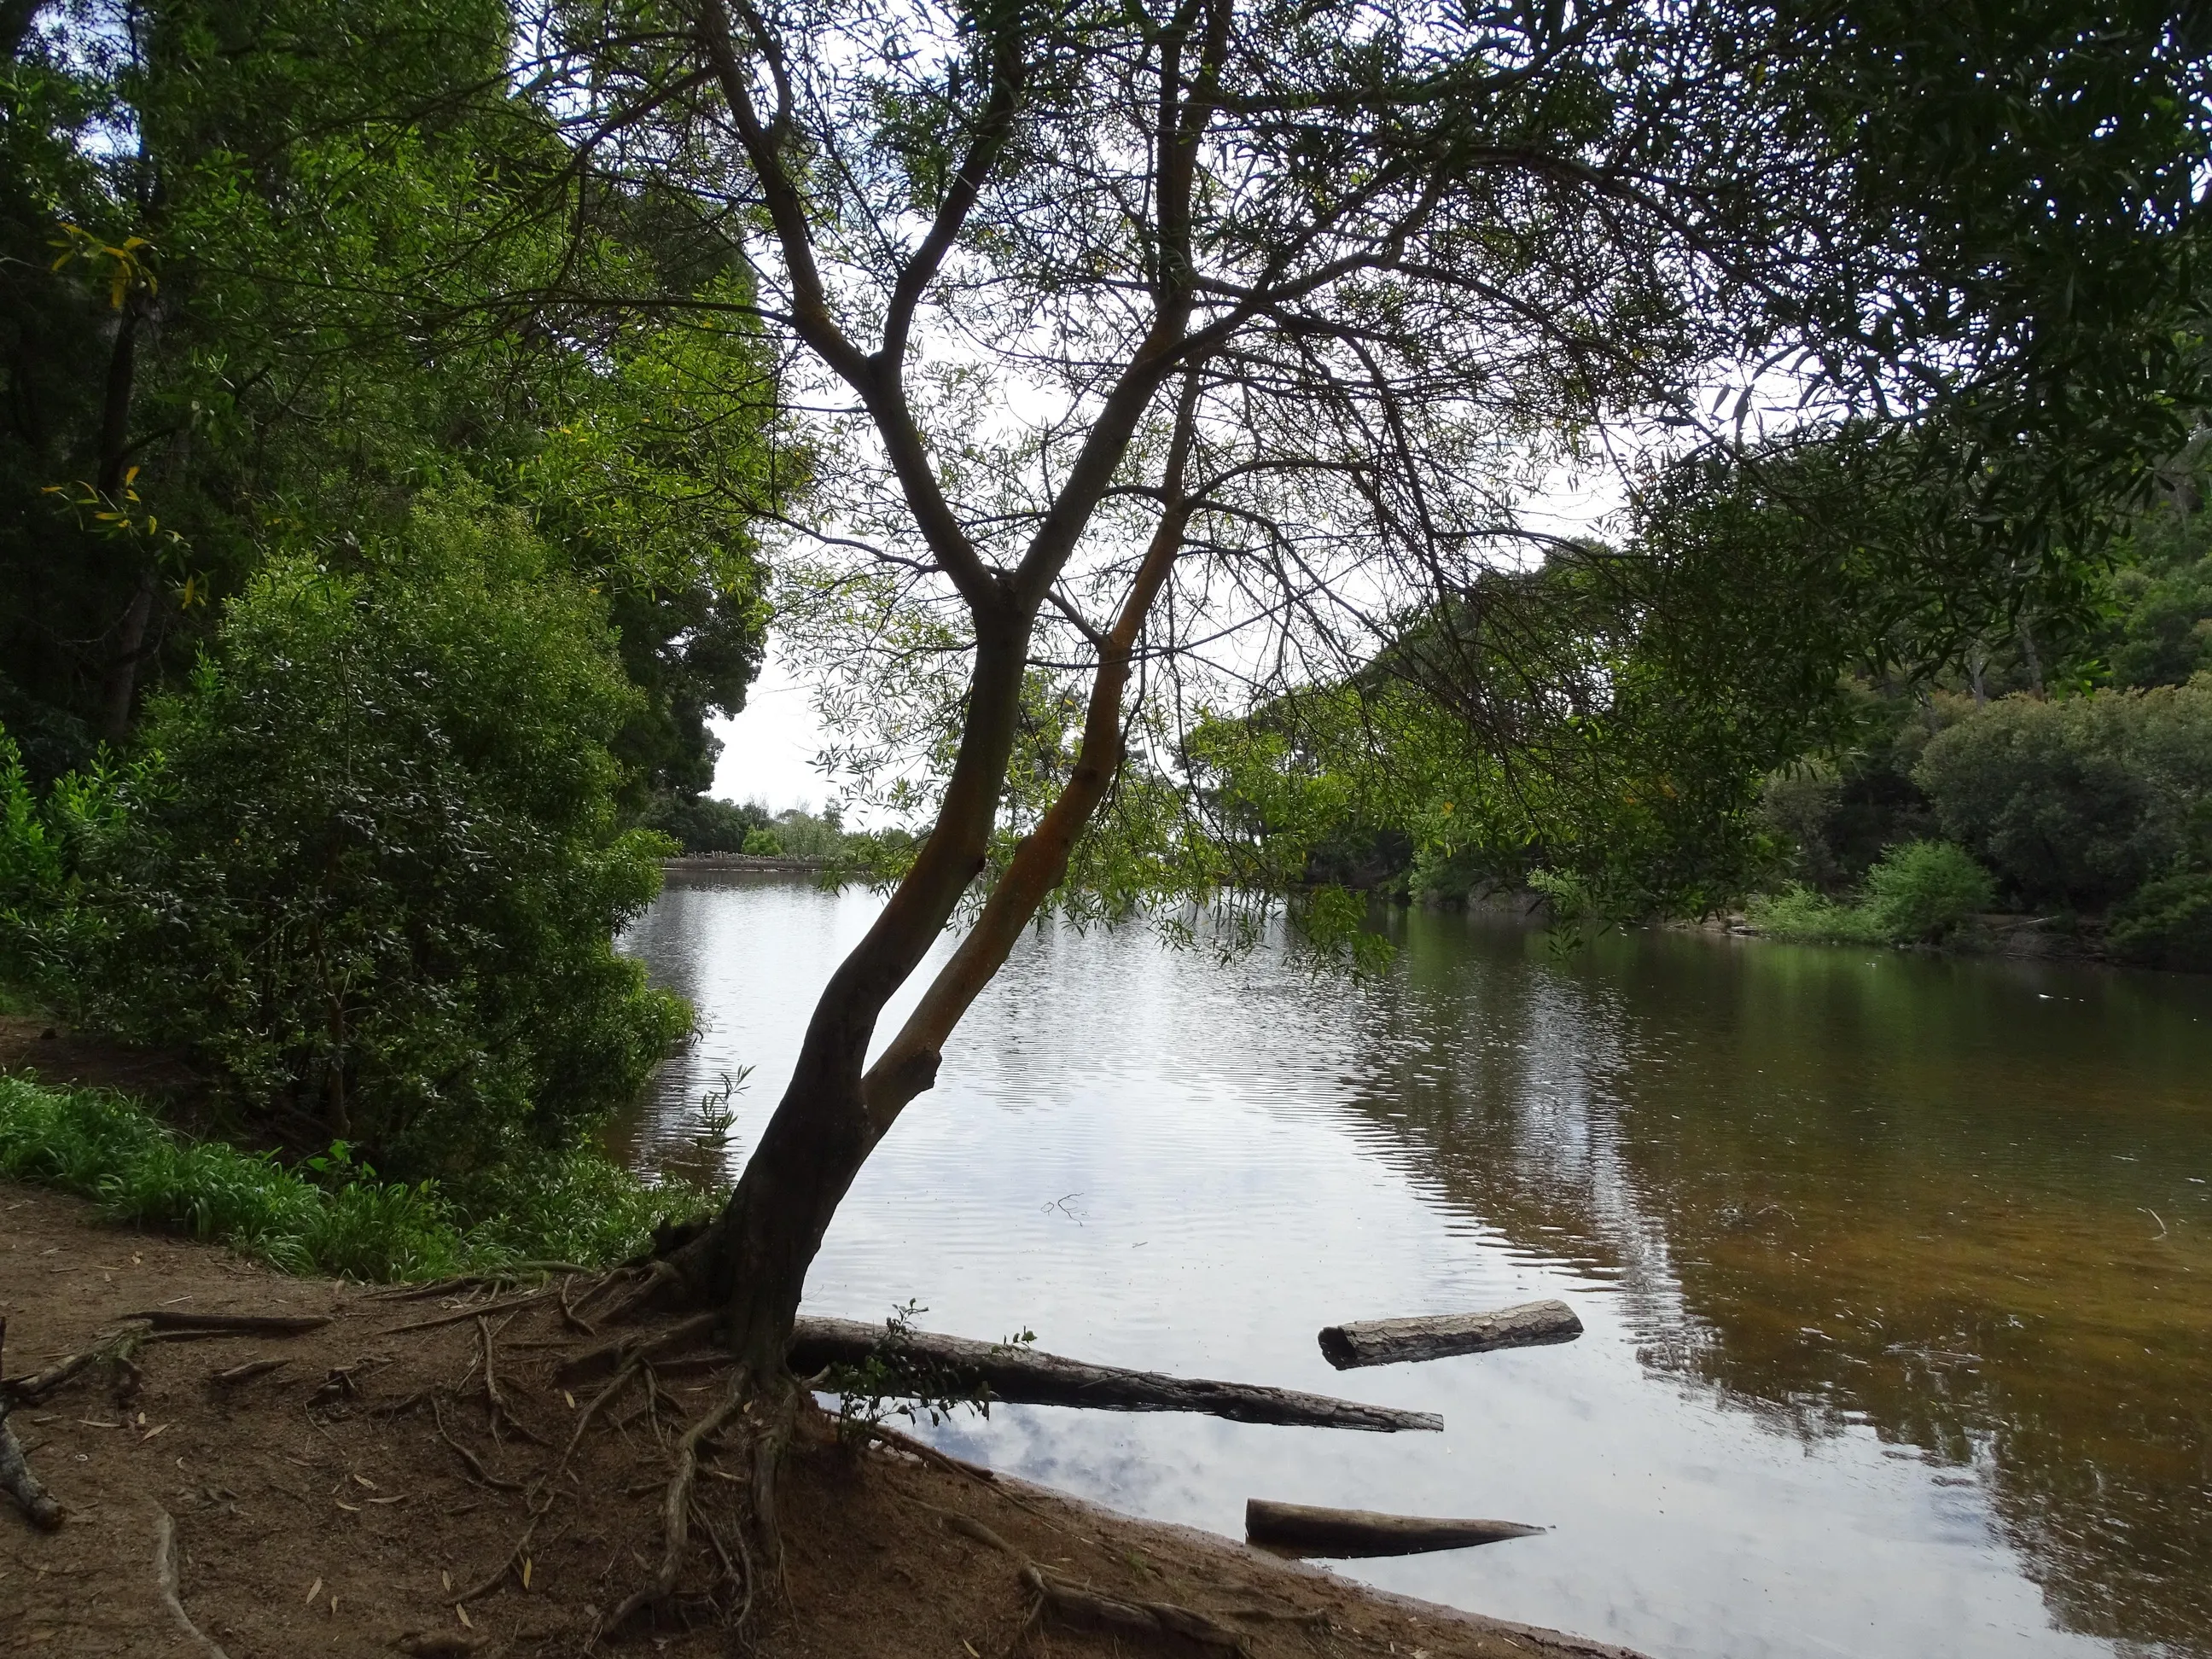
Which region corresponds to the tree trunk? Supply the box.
[96,300,149,740]
[670,381,1202,1376]
[669,612,1039,1371]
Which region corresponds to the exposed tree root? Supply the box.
[377,1285,562,1336]
[556,1310,718,1386]
[1018,1562,1253,1654]
[154,1506,233,1659]
[598,1375,754,1637]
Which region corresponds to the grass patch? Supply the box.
[0,1074,713,1281]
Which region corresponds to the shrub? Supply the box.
[1860,840,1996,941]
[3,498,690,1175]
[1914,678,2212,908]
[1746,883,1889,944]
[2108,873,2212,971]
[0,1075,712,1279]
[742,826,784,855]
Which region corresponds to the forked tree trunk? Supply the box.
[668,617,1040,1371]
[671,390,1201,1374]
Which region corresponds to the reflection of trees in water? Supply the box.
[1339,912,2212,1657]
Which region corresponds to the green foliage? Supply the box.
[1745,884,1891,946]
[640,793,771,855]
[820,1301,1036,1440]
[3,501,690,1173]
[0,1074,708,1278]
[1914,678,2212,910]
[2107,874,2212,973]
[741,828,784,856]
[1,0,781,787]
[2094,471,2212,690]
[0,1074,463,1279]
[1749,841,1994,945]
[1860,841,1998,942]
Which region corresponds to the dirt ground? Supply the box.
[0,1179,1644,1659]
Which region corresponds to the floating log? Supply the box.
[1245,1499,1545,1557]
[788,1316,1441,1433]
[1317,1299,1581,1370]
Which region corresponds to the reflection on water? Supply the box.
[615,875,2212,1659]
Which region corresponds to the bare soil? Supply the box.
[0,1179,1641,1659]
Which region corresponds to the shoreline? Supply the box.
[0,1179,1643,1659]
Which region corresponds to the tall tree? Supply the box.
[0,0,780,783]
[506,0,2212,1388]
[497,0,2209,1407]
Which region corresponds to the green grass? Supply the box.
[0,1074,713,1281]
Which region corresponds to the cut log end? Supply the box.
[1245,1499,1546,1558]
[1318,1299,1583,1370]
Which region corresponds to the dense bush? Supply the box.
[2107,873,2212,972]
[1860,840,1998,941]
[1749,841,1994,945]
[1913,678,2212,909]
[2,501,690,1174]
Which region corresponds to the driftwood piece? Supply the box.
[789,1316,1441,1433]
[1245,1499,1545,1557]
[1317,1299,1581,1370]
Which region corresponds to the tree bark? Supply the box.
[1245,1499,1545,1557]
[1317,1300,1583,1370]
[96,299,149,740]
[788,1315,1442,1431]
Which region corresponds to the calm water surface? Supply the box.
[614,875,2212,1659]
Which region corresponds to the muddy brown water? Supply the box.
[614,874,2212,1659]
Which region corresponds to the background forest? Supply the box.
[0,0,2206,1282]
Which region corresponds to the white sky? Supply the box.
[709,651,835,815]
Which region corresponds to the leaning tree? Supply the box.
[512,0,2209,1388]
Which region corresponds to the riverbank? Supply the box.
[662,853,830,874]
[1689,908,2116,963]
[0,1180,1641,1659]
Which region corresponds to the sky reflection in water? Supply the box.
[614,875,2212,1659]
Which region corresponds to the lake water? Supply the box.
[614,874,2212,1659]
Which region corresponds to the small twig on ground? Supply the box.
[154,1507,232,1658]
[209,1358,289,1388]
